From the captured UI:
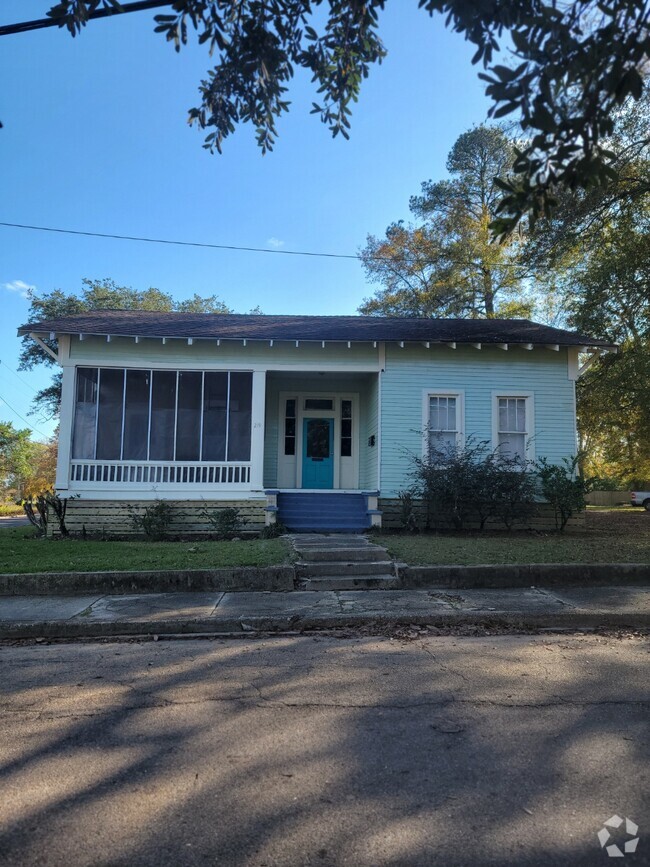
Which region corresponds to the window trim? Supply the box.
[491,391,535,460]
[422,389,465,456]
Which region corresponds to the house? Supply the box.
[18,311,614,534]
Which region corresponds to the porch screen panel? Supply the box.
[176,371,202,461]
[72,367,98,459]
[123,370,150,460]
[96,368,125,460]
[227,372,252,461]
[202,372,228,461]
[149,371,177,460]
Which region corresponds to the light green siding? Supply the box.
[69,335,379,368]
[379,344,576,497]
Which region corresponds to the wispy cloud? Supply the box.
[267,237,285,248]
[3,280,35,299]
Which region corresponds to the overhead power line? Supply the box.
[0,391,50,440]
[0,360,38,395]
[0,220,531,269]
[0,221,363,261]
[0,1,172,37]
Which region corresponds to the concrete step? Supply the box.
[296,560,396,578]
[292,539,377,548]
[284,523,370,532]
[293,546,389,563]
[288,534,376,545]
[300,574,401,591]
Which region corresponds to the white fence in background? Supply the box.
[69,460,251,488]
[585,490,631,507]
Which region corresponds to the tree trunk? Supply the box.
[482,267,495,317]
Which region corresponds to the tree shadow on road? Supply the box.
[0,632,647,866]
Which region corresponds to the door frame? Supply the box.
[277,391,359,490]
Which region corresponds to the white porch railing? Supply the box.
[69,460,251,487]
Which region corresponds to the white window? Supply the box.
[493,393,534,460]
[425,392,463,454]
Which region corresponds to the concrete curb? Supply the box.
[2,609,648,640]
[2,562,650,598]
[0,566,295,596]
[399,562,650,588]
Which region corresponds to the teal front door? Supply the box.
[302,418,334,489]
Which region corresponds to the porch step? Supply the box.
[287,532,399,590]
[290,533,378,547]
[276,492,371,532]
[295,560,395,578]
[284,521,370,532]
[293,546,389,563]
[300,574,401,591]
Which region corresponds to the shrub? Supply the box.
[260,521,288,539]
[22,491,75,537]
[397,490,420,532]
[22,494,48,536]
[409,439,480,530]
[536,456,592,531]
[489,454,537,530]
[201,506,247,538]
[128,500,175,539]
[406,435,537,531]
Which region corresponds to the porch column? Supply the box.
[249,370,267,490]
[55,361,75,492]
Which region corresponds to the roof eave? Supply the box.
[19,327,617,351]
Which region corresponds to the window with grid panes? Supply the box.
[497,397,527,459]
[341,400,352,457]
[284,399,296,455]
[428,395,458,452]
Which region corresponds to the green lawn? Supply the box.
[383,534,650,565]
[382,509,650,565]
[2,508,648,572]
[0,528,292,574]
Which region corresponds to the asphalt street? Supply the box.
[0,632,648,866]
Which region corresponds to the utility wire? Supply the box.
[0,392,50,440]
[0,221,363,260]
[0,360,39,395]
[0,1,172,37]
[0,220,531,268]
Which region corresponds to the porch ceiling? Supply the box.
[265,370,377,383]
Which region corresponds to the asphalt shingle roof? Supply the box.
[18,310,615,348]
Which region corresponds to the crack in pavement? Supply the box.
[533,587,574,607]
[2,696,648,719]
[419,642,470,683]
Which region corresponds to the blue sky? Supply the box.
[0,1,492,439]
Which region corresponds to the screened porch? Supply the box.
[63,365,263,494]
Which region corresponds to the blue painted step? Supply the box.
[277,493,370,532]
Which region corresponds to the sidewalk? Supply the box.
[1,586,648,639]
